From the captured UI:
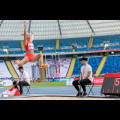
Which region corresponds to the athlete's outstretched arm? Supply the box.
[24,21,27,46]
[30,31,34,42]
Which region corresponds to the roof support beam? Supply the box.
[57,20,62,38]
[28,20,31,34]
[86,20,95,35]
[0,20,3,27]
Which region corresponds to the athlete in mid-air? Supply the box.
[13,21,48,69]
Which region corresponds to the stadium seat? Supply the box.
[0,51,7,55]
[75,48,88,52]
[59,37,89,48]
[110,35,120,45]
[92,36,110,46]
[0,41,21,49]
[89,47,104,51]
[33,40,56,49]
[73,57,102,75]
[101,55,120,74]
[9,51,26,55]
[106,45,120,50]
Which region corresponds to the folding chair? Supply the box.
[24,85,31,95]
[87,82,94,96]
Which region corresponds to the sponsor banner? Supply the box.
[48,78,74,85]
[74,78,79,81]
[104,73,120,78]
[92,77,104,85]
[74,77,104,85]
[90,50,107,53]
[108,49,120,52]
[48,78,68,81]
[90,49,120,53]
[66,78,74,85]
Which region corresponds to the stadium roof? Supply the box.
[0,20,120,40]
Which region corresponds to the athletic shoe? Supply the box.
[40,64,48,69]
[20,91,23,95]
[13,60,20,65]
[83,93,87,97]
[76,92,82,97]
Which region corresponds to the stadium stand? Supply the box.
[110,34,120,45]
[30,20,60,40]
[92,36,110,46]
[1,20,120,79]
[0,20,120,55]
[88,57,103,74]
[101,55,120,74]
[72,56,103,75]
[33,40,56,49]
[59,37,89,48]
[93,34,120,47]
[0,41,21,50]
[89,47,104,51]
[0,60,12,78]
[0,51,7,55]
[75,47,88,52]
[9,50,26,55]
[106,45,120,50]
[0,20,29,41]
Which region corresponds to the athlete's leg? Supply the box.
[30,53,48,69]
[30,53,43,66]
[17,56,29,67]
[13,56,29,67]
[30,54,43,65]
